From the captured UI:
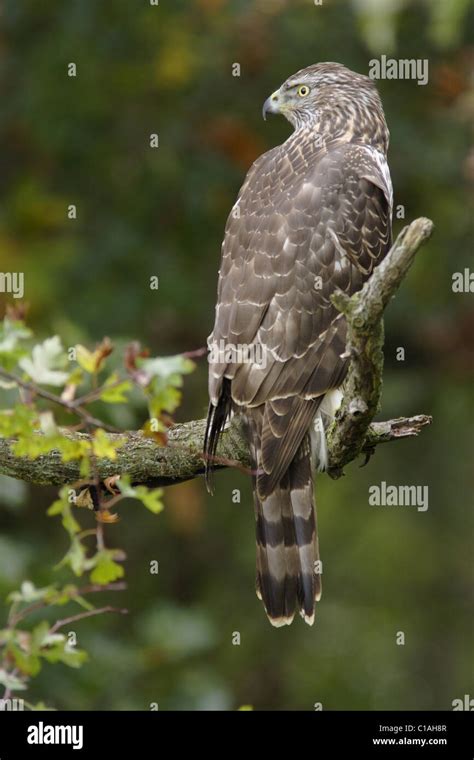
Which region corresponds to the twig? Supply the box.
[49,606,128,634]
[0,368,120,433]
[8,582,127,627]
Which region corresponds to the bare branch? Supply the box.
[8,583,127,628]
[49,606,128,634]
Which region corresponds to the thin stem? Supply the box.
[8,582,127,628]
[0,367,121,433]
[49,606,128,633]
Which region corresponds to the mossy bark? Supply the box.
[0,218,434,490]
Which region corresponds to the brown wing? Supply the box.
[208,138,392,496]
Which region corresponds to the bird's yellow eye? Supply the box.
[297,85,310,97]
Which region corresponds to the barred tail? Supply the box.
[254,440,321,627]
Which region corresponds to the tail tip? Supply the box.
[301,609,315,626]
[267,613,295,628]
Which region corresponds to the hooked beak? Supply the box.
[262,90,281,120]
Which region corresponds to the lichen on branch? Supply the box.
[0,217,434,491]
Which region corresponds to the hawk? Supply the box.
[205,63,393,627]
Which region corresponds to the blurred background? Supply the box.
[0,0,473,710]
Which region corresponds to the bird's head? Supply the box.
[262,62,388,150]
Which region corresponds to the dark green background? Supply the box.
[0,0,472,709]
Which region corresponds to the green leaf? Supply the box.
[0,405,37,439]
[12,432,90,461]
[31,627,89,669]
[43,584,72,606]
[91,429,122,460]
[149,385,182,417]
[31,621,51,651]
[57,537,87,577]
[43,584,92,611]
[117,476,164,514]
[99,373,132,403]
[61,506,81,537]
[53,436,91,462]
[89,550,125,585]
[47,489,81,536]
[0,409,90,462]
[131,485,164,514]
[75,344,99,373]
[138,354,195,417]
[8,642,42,677]
[65,366,84,387]
[42,643,88,669]
[47,497,66,517]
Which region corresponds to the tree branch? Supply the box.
[0,218,433,490]
[327,216,434,476]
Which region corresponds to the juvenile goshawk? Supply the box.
[205,63,393,626]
